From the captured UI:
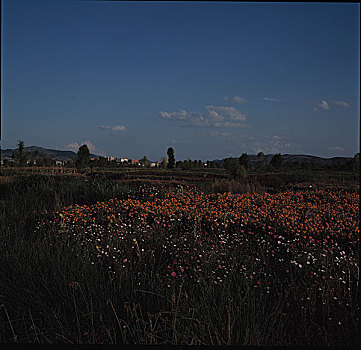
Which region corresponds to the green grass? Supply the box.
[0,173,359,345]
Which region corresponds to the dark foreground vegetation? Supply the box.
[0,168,359,345]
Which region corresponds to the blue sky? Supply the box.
[1,1,360,161]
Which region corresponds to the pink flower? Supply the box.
[171,272,176,277]
[123,259,128,263]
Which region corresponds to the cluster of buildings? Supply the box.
[89,156,158,167]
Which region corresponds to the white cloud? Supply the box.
[112,125,127,132]
[160,104,247,128]
[333,100,350,108]
[213,122,246,128]
[63,140,96,153]
[159,110,203,122]
[205,105,247,121]
[209,131,232,137]
[207,109,225,121]
[99,124,127,132]
[233,96,247,104]
[252,135,291,153]
[317,100,330,110]
[63,142,80,153]
[99,125,112,130]
[263,97,281,102]
[329,146,344,152]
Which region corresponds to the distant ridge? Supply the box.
[211,153,353,166]
[1,145,99,161]
[0,145,354,165]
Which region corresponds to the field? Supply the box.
[0,168,359,345]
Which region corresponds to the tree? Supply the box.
[12,140,28,166]
[239,153,250,169]
[257,151,265,170]
[76,144,90,172]
[270,153,283,169]
[224,157,238,171]
[353,153,360,173]
[140,155,149,167]
[161,157,167,169]
[224,157,247,179]
[167,147,175,169]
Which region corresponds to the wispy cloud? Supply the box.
[63,140,97,153]
[333,100,350,108]
[214,122,246,128]
[99,125,127,132]
[233,96,247,105]
[263,97,281,102]
[205,106,247,121]
[160,110,205,123]
[112,125,127,132]
[209,131,232,138]
[63,142,81,153]
[210,134,292,154]
[160,105,247,128]
[329,146,344,152]
[315,100,330,111]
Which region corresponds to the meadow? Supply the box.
[0,170,359,345]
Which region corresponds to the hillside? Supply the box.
[1,145,354,165]
[1,146,98,161]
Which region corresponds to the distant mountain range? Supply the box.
[0,145,354,165]
[0,146,98,162]
[214,153,353,166]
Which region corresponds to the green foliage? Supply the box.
[224,158,247,179]
[353,153,360,173]
[140,155,149,167]
[76,145,90,172]
[270,153,283,169]
[161,157,167,169]
[239,153,250,169]
[11,140,28,166]
[167,147,175,169]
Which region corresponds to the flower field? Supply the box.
[2,175,360,345]
[39,186,359,327]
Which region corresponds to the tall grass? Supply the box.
[0,175,359,345]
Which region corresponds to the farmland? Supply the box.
[0,167,359,345]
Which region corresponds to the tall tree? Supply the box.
[161,156,167,168]
[167,147,175,169]
[270,153,283,169]
[76,144,90,171]
[140,155,149,167]
[353,153,360,173]
[12,140,28,166]
[257,151,265,170]
[239,153,250,169]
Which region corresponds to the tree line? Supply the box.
[3,141,360,174]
